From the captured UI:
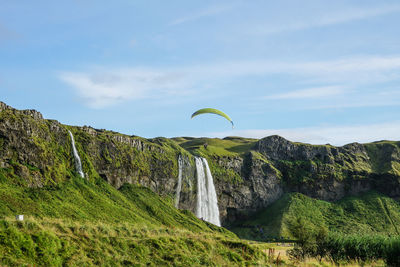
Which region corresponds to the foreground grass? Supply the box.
[2,217,385,267]
[0,174,267,266]
[252,242,386,267]
[0,217,267,266]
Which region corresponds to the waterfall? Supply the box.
[195,157,221,226]
[202,158,221,226]
[195,157,206,219]
[175,155,183,208]
[68,130,85,178]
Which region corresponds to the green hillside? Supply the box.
[172,136,257,157]
[231,191,400,241]
[0,174,264,266]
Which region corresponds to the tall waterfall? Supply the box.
[175,155,183,208]
[68,130,85,178]
[195,157,221,226]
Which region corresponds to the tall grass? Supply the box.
[232,191,400,241]
[320,233,400,266]
[0,175,266,266]
[0,217,265,266]
[287,218,400,266]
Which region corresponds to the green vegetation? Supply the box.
[364,141,400,175]
[277,154,373,185]
[173,136,257,157]
[320,233,400,266]
[0,175,202,229]
[0,175,267,266]
[287,218,400,266]
[0,217,263,266]
[231,191,400,240]
[206,159,243,184]
[278,160,317,184]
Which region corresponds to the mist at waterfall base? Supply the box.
[68,130,85,178]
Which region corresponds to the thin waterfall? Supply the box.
[195,157,221,226]
[175,155,183,208]
[68,130,84,178]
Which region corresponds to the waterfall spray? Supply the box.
[68,130,84,178]
[175,155,183,208]
[195,157,221,226]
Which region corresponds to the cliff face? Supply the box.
[210,152,283,223]
[1,102,400,225]
[0,102,185,194]
[209,135,400,223]
[255,135,400,199]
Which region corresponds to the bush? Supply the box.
[287,218,400,265]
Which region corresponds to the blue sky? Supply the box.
[1,0,400,145]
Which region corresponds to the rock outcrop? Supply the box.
[212,135,400,224]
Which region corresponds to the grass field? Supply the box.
[0,173,268,266]
[0,216,265,266]
[1,216,388,266]
[231,191,400,240]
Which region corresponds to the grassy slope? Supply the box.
[231,191,400,241]
[172,136,257,158]
[0,217,264,266]
[0,173,266,266]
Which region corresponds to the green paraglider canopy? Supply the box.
[191,108,234,128]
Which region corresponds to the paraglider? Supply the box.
[191,108,234,128]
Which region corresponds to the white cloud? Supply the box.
[60,69,190,108]
[298,90,400,110]
[191,56,400,92]
[265,86,346,99]
[202,56,400,80]
[60,55,400,109]
[169,4,235,26]
[251,5,400,35]
[210,122,400,146]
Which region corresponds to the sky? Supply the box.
[1,0,400,145]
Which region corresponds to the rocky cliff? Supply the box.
[217,135,400,224]
[1,102,400,225]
